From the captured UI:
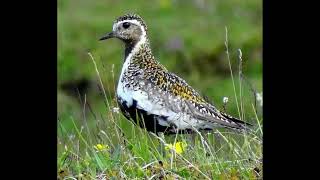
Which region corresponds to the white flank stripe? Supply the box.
[116,19,147,107]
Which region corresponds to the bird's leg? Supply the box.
[201,130,209,144]
[190,131,197,148]
[200,130,211,156]
[213,130,222,150]
[122,132,127,147]
[157,132,166,157]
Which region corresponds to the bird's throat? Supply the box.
[124,43,135,60]
[123,36,149,63]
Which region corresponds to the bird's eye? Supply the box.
[122,22,130,29]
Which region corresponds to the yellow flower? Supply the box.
[94,144,109,151]
[165,141,187,154]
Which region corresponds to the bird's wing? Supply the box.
[127,79,177,119]
[162,72,252,130]
[132,66,252,130]
[184,100,252,130]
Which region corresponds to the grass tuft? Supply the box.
[58,29,262,180]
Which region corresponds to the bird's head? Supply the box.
[99,13,148,45]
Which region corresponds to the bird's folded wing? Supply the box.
[129,87,176,118]
[184,100,248,129]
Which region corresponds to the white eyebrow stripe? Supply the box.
[112,19,146,34]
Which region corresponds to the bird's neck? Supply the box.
[124,43,134,59]
[124,36,154,64]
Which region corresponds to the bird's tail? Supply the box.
[220,112,254,132]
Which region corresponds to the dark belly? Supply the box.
[118,99,171,134]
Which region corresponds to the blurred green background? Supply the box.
[58,0,262,131]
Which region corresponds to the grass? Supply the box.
[58,0,262,179]
[57,28,262,179]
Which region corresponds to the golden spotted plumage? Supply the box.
[128,43,207,105]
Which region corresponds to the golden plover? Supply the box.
[99,14,252,134]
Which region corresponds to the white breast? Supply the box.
[116,57,133,107]
[116,31,147,107]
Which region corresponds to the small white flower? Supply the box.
[223,97,229,104]
[256,92,263,107]
[68,134,75,140]
[112,107,120,113]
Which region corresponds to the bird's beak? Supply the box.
[99,32,114,41]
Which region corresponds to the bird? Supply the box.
[99,13,252,135]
